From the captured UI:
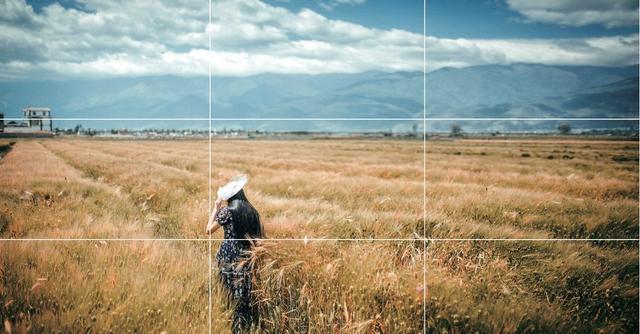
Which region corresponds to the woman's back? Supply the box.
[211,187,263,332]
[214,206,249,264]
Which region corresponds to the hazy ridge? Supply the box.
[0,64,637,131]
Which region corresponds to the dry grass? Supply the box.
[248,240,423,333]
[427,241,638,333]
[425,139,638,333]
[1,241,209,333]
[0,137,638,332]
[210,139,423,239]
[426,139,638,239]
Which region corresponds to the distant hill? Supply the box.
[211,71,422,119]
[426,64,638,117]
[0,64,637,131]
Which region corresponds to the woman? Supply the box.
[207,176,264,332]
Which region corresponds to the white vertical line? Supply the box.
[208,0,213,332]
[636,49,639,328]
[422,0,427,333]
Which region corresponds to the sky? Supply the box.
[0,0,638,79]
[428,0,639,39]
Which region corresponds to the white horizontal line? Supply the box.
[3,118,209,121]
[1,118,638,121]
[427,238,639,242]
[0,238,637,242]
[425,118,639,121]
[1,117,418,121]
[0,238,414,242]
[0,238,210,242]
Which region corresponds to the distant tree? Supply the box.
[450,124,463,137]
[558,123,571,135]
[74,124,82,135]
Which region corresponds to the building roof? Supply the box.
[23,107,51,111]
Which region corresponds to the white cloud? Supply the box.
[209,0,422,75]
[317,0,366,11]
[335,0,366,4]
[0,0,637,79]
[426,34,639,72]
[507,0,639,28]
[0,0,209,79]
[211,0,638,75]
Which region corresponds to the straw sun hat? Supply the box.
[217,174,248,201]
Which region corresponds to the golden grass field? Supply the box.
[0,137,638,333]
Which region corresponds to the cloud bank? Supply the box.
[0,0,637,79]
[426,34,639,72]
[507,0,639,28]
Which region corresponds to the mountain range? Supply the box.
[0,64,637,131]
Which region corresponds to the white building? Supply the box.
[1,107,53,134]
[22,107,53,132]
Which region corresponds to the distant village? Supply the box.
[1,107,637,140]
[0,107,417,139]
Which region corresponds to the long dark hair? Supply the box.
[227,188,264,241]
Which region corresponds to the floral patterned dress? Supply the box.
[215,206,256,332]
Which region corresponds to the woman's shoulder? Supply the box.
[215,206,233,225]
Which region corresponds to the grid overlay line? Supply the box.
[3,117,639,121]
[1,238,638,242]
[208,0,213,332]
[422,0,427,332]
